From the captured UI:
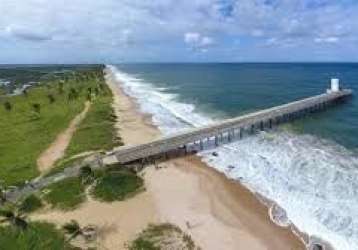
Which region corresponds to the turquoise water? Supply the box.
[116,63,358,149]
[111,64,358,250]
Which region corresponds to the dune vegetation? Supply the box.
[91,167,144,202]
[0,222,76,250]
[43,177,86,211]
[42,166,144,210]
[129,223,198,250]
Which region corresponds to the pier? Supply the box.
[106,87,352,165]
[2,84,353,204]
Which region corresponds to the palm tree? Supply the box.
[63,220,82,241]
[4,101,12,111]
[32,103,41,114]
[0,189,6,205]
[47,94,55,104]
[58,80,64,94]
[62,220,97,242]
[0,209,28,230]
[0,180,6,204]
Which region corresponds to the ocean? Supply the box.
[110,63,358,250]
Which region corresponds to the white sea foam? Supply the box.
[109,65,358,250]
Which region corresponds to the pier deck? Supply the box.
[108,89,352,164]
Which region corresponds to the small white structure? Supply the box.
[327,78,340,93]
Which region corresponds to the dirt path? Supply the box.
[37,101,91,173]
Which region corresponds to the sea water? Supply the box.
[109,63,358,250]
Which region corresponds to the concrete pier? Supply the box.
[108,89,352,164]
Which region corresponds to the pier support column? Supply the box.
[275,117,280,125]
[228,131,232,142]
[269,119,272,129]
[260,121,264,131]
[239,128,243,139]
[200,140,204,150]
[215,136,219,146]
[251,124,255,134]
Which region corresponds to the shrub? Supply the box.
[43,177,86,210]
[129,223,197,250]
[18,194,43,213]
[91,170,143,202]
[58,81,64,94]
[4,101,12,111]
[32,103,41,113]
[47,94,56,104]
[0,222,74,250]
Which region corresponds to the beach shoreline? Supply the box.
[106,67,307,249]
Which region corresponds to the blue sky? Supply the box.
[0,0,358,63]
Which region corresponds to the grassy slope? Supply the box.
[64,82,121,157]
[0,81,84,185]
[0,66,120,186]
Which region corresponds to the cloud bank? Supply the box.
[0,0,357,63]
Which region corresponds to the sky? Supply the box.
[0,0,358,63]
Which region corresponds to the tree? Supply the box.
[86,92,92,101]
[63,220,82,240]
[32,103,41,114]
[94,87,99,96]
[0,209,28,230]
[62,220,97,242]
[68,88,78,101]
[0,181,6,204]
[58,81,64,94]
[4,101,12,111]
[47,94,55,104]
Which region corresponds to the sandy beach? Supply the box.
[34,70,306,250]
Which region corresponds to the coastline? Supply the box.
[106,68,306,249]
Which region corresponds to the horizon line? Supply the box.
[1,61,358,66]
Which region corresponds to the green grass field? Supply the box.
[43,177,86,210]
[64,81,122,157]
[0,66,120,186]
[0,222,76,250]
[91,169,144,202]
[0,82,84,185]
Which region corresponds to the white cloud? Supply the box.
[4,25,52,41]
[184,32,201,44]
[0,0,357,62]
[184,32,214,52]
[314,37,340,44]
